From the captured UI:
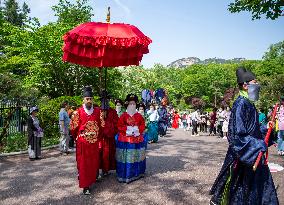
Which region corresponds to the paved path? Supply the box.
[1,129,283,205]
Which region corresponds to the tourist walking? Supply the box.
[59,101,70,154]
[191,109,200,136]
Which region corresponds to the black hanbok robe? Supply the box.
[157,106,168,136]
[210,96,278,205]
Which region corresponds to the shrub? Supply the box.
[38,96,81,139]
[3,132,27,153]
[37,95,101,140]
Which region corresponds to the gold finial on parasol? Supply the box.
[106,7,111,23]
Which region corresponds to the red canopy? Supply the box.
[62,22,152,68]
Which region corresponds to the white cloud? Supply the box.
[113,0,131,15]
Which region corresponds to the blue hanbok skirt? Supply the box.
[147,121,158,142]
[116,139,146,183]
[143,133,148,149]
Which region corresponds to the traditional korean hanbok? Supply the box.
[70,104,102,188]
[157,106,168,136]
[172,113,180,129]
[210,94,278,205]
[100,107,118,173]
[147,109,159,143]
[116,108,146,183]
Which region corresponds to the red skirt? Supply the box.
[172,119,179,129]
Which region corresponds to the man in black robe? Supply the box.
[209,67,279,205]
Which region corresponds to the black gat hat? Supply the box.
[236,67,256,84]
[83,86,93,97]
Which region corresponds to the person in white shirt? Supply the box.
[222,107,231,139]
[186,113,192,131]
[191,109,201,136]
[217,107,225,138]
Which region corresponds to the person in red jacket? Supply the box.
[70,86,103,195]
[99,90,119,176]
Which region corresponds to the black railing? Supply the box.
[0,100,33,139]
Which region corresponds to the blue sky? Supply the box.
[17,0,284,68]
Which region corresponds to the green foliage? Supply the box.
[2,0,23,26]
[1,132,61,153]
[263,40,284,61]
[37,96,82,139]
[119,52,283,111]
[0,0,283,119]
[2,0,32,27]
[228,0,284,20]
[254,41,284,108]
[0,72,20,98]
[0,0,123,99]
[2,132,27,153]
[52,0,93,25]
[36,95,100,139]
[42,137,60,148]
[22,22,100,98]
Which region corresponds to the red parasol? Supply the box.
[62,22,152,68]
[62,7,152,94]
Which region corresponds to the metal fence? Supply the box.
[0,100,33,138]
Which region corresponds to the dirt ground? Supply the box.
[0,128,283,205]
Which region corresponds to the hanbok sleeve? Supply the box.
[229,103,267,166]
[138,114,146,134]
[70,110,79,138]
[100,109,105,128]
[117,113,127,135]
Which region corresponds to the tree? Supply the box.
[0,72,19,98]
[263,40,284,61]
[20,0,123,98]
[0,1,4,23]
[52,0,93,25]
[2,0,27,26]
[254,40,284,109]
[3,0,22,26]
[228,0,284,20]
[0,0,123,99]
[19,2,31,24]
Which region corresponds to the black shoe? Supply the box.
[83,187,90,195]
[103,172,110,177]
[96,174,103,180]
